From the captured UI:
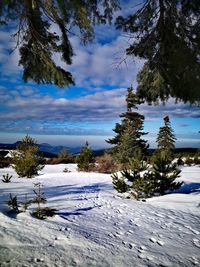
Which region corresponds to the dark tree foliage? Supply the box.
[0,0,120,87]
[156,116,176,152]
[112,173,128,193]
[107,85,149,164]
[116,0,200,103]
[0,154,11,168]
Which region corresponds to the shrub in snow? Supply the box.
[76,142,94,172]
[11,135,44,178]
[7,193,32,213]
[193,152,200,165]
[63,167,71,172]
[7,193,21,213]
[32,182,47,205]
[2,173,12,183]
[0,154,11,168]
[31,182,56,220]
[112,158,152,199]
[184,156,193,166]
[93,153,122,173]
[112,153,182,199]
[112,173,129,193]
[58,148,73,163]
[177,157,184,166]
[6,183,56,218]
[32,207,56,220]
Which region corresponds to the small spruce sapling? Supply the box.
[2,173,12,183]
[32,182,56,219]
[7,193,20,213]
[76,142,94,172]
[32,182,47,204]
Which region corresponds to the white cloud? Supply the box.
[1,84,200,125]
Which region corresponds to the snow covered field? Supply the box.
[0,164,200,267]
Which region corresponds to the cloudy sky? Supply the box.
[0,1,199,149]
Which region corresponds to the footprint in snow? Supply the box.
[149,237,157,243]
[193,238,200,248]
[166,215,175,220]
[115,231,124,236]
[122,241,136,249]
[139,245,147,251]
[114,209,123,214]
[190,256,199,265]
[137,249,154,261]
[183,225,200,235]
[157,240,164,246]
[134,223,141,227]
[149,237,164,246]
[155,213,165,218]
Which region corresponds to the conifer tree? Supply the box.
[112,152,182,199]
[156,116,176,153]
[116,0,200,103]
[11,135,44,178]
[107,86,149,164]
[0,1,119,87]
[152,152,183,195]
[76,142,94,172]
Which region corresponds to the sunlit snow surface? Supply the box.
[0,164,200,267]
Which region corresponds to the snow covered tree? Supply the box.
[111,158,155,199]
[76,142,94,172]
[11,135,44,178]
[156,116,176,153]
[107,86,149,164]
[112,150,182,199]
[112,173,128,193]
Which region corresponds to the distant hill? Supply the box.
[0,142,106,157]
[1,142,198,158]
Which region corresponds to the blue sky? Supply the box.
[0,1,199,149]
